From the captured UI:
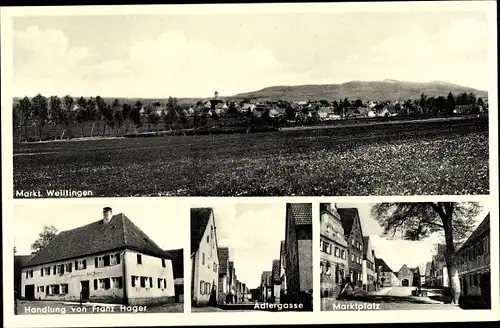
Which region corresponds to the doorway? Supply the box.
[25,285,35,300]
[80,281,90,301]
[401,279,409,287]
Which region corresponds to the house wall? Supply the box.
[21,251,124,303]
[378,271,399,287]
[362,242,376,291]
[273,284,281,303]
[457,229,490,298]
[192,214,219,306]
[285,215,299,301]
[298,234,313,294]
[124,250,175,305]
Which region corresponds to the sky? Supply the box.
[209,203,286,290]
[11,10,490,98]
[337,202,489,272]
[13,201,187,256]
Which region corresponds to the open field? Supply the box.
[13,117,489,197]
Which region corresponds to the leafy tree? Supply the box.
[371,202,482,304]
[61,95,74,140]
[354,98,363,108]
[419,93,427,108]
[144,104,154,132]
[446,92,455,114]
[130,102,143,133]
[30,225,58,253]
[285,104,295,120]
[31,93,49,141]
[227,102,238,116]
[122,103,132,134]
[49,96,63,139]
[95,96,107,136]
[147,108,161,132]
[87,97,98,137]
[75,97,88,137]
[434,96,446,115]
[18,96,32,142]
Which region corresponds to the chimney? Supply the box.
[103,207,113,224]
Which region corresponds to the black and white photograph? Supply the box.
[13,203,185,315]
[10,7,491,198]
[190,203,312,312]
[319,201,491,311]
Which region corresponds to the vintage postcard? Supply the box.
[1,1,498,328]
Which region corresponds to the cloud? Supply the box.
[13,26,286,97]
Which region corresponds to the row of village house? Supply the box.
[15,207,184,306]
[191,204,313,308]
[320,204,491,301]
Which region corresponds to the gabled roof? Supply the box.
[191,208,213,254]
[337,208,359,236]
[260,271,272,286]
[271,260,280,283]
[218,247,229,274]
[25,214,171,267]
[15,255,33,268]
[288,203,312,225]
[458,213,490,253]
[165,248,184,279]
[375,257,393,272]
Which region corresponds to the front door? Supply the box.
[25,285,35,300]
[402,279,409,286]
[80,281,90,301]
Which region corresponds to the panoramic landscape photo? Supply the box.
[11,9,490,197]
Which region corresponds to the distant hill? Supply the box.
[231,80,488,102]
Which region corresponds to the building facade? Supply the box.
[456,214,490,301]
[362,237,376,291]
[217,247,230,304]
[284,203,313,309]
[271,259,281,303]
[21,208,175,306]
[191,208,220,307]
[375,257,399,287]
[338,208,364,287]
[260,271,272,302]
[397,264,414,287]
[279,240,287,301]
[165,248,184,303]
[319,203,348,298]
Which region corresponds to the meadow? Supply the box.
[13,117,489,197]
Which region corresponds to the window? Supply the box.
[200,281,204,294]
[162,259,166,268]
[326,262,331,276]
[112,277,123,289]
[131,276,138,287]
[137,254,142,265]
[158,278,162,288]
[103,255,110,266]
[351,254,355,262]
[140,277,147,288]
[110,253,120,265]
[202,253,205,265]
[95,257,104,268]
[335,247,340,257]
[94,279,98,290]
[98,278,111,290]
[75,260,86,270]
[41,268,44,277]
[44,267,51,275]
[351,239,354,246]
[326,225,331,233]
[149,277,153,288]
[214,262,217,273]
[207,235,210,243]
[320,263,324,275]
[40,286,44,293]
[61,284,68,294]
[50,285,60,295]
[341,250,346,260]
[65,263,72,273]
[56,264,65,274]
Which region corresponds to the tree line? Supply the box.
[12,91,487,142]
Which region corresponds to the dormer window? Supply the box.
[137,254,142,264]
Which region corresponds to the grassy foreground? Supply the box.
[13,118,489,197]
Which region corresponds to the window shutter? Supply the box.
[94,279,98,290]
[164,279,167,289]
[69,263,72,272]
[95,258,98,267]
[75,261,78,270]
[53,265,56,273]
[61,265,65,274]
[131,276,135,287]
[41,268,44,277]
[149,277,153,288]
[116,253,121,264]
[83,260,87,269]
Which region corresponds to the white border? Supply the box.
[2,1,499,327]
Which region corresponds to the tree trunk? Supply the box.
[90,122,95,137]
[81,124,85,138]
[24,123,28,142]
[39,123,43,142]
[442,212,461,305]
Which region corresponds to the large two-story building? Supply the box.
[191,208,220,307]
[21,207,175,306]
[284,203,312,309]
[338,208,364,287]
[319,203,348,298]
[397,264,414,287]
[217,247,230,304]
[375,257,399,287]
[362,237,376,291]
[456,213,490,301]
